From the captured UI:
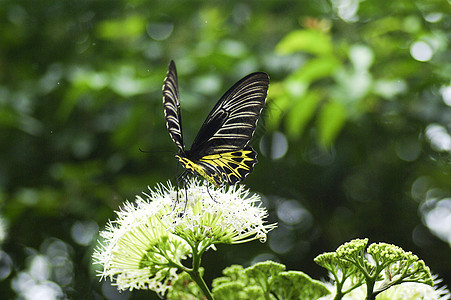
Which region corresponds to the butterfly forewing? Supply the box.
[163,60,185,153]
[163,61,269,187]
[188,72,269,158]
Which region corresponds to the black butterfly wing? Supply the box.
[163,60,184,153]
[188,72,269,158]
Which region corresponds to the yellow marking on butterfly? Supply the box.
[200,150,254,180]
[176,149,256,187]
[176,155,221,187]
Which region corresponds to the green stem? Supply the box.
[365,280,375,300]
[187,268,214,300]
[186,241,214,300]
[333,291,343,300]
[333,277,343,300]
[366,294,375,300]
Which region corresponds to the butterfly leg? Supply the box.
[175,173,182,205]
[174,170,191,217]
[182,176,189,216]
[174,171,186,215]
[205,183,218,203]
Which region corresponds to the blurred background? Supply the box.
[0,0,450,299]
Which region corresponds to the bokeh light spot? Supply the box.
[440,85,451,106]
[425,123,451,152]
[395,137,421,162]
[410,41,433,62]
[146,22,173,41]
[277,200,313,227]
[71,220,98,246]
[332,0,359,22]
[0,251,13,280]
[411,176,432,202]
[269,227,295,254]
[260,131,288,160]
[424,12,443,23]
[421,197,451,246]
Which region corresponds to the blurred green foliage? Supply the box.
[0,0,450,299]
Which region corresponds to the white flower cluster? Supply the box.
[93,179,275,293]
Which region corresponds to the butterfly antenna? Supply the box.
[139,148,174,154]
[175,163,182,204]
[183,177,188,216]
[252,104,271,145]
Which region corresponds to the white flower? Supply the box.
[376,276,451,300]
[319,273,451,300]
[93,179,276,294]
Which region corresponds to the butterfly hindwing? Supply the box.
[163,60,184,152]
[198,145,257,185]
[176,146,257,187]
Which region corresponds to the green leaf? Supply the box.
[244,261,286,294]
[219,265,247,283]
[290,56,341,83]
[214,261,330,299]
[213,282,247,300]
[167,270,204,300]
[317,100,347,147]
[271,271,330,300]
[0,103,17,126]
[244,261,286,279]
[266,82,293,131]
[286,91,320,140]
[276,29,333,56]
[97,15,146,40]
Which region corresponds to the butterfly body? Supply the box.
[163,60,269,187]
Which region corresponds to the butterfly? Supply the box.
[163,60,269,188]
